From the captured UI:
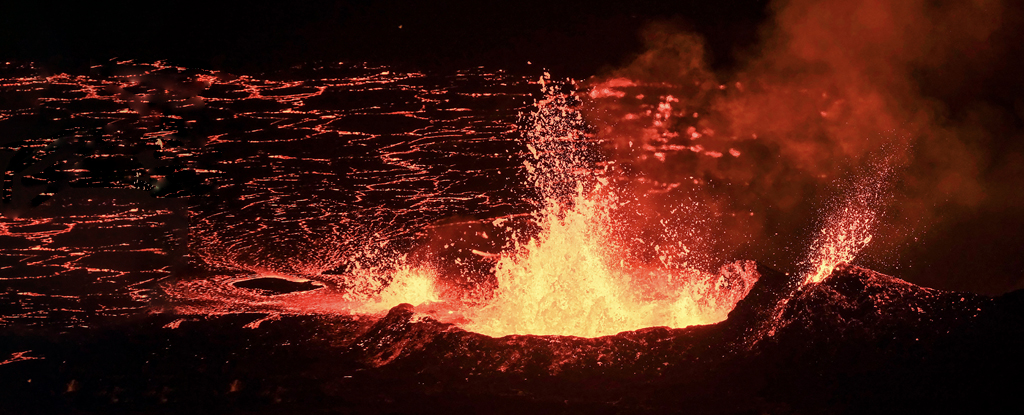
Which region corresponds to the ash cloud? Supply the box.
[585,0,1024,293]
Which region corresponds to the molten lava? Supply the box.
[360,262,441,313]
[462,187,750,337]
[804,158,895,284]
[804,203,876,284]
[456,80,752,337]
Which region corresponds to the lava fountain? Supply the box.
[803,154,897,284]
[460,77,753,337]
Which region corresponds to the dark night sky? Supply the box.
[0,0,768,76]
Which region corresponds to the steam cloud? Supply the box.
[584,0,1024,292]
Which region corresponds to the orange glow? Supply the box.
[338,82,755,337]
[461,186,751,337]
[804,160,893,284]
[803,203,876,284]
[454,84,750,337]
[358,263,440,313]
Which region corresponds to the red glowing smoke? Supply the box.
[584,0,1024,291]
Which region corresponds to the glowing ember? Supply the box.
[804,157,895,284]
[360,262,440,313]
[803,204,876,284]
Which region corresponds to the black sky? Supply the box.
[0,0,769,76]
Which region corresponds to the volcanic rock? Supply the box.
[3,262,1024,414]
[342,261,780,374]
[746,263,1024,414]
[770,263,991,347]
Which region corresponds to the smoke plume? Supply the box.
[584,0,1024,293]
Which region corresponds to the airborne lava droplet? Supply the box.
[804,155,897,284]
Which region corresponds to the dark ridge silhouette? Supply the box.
[2,262,1021,414]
